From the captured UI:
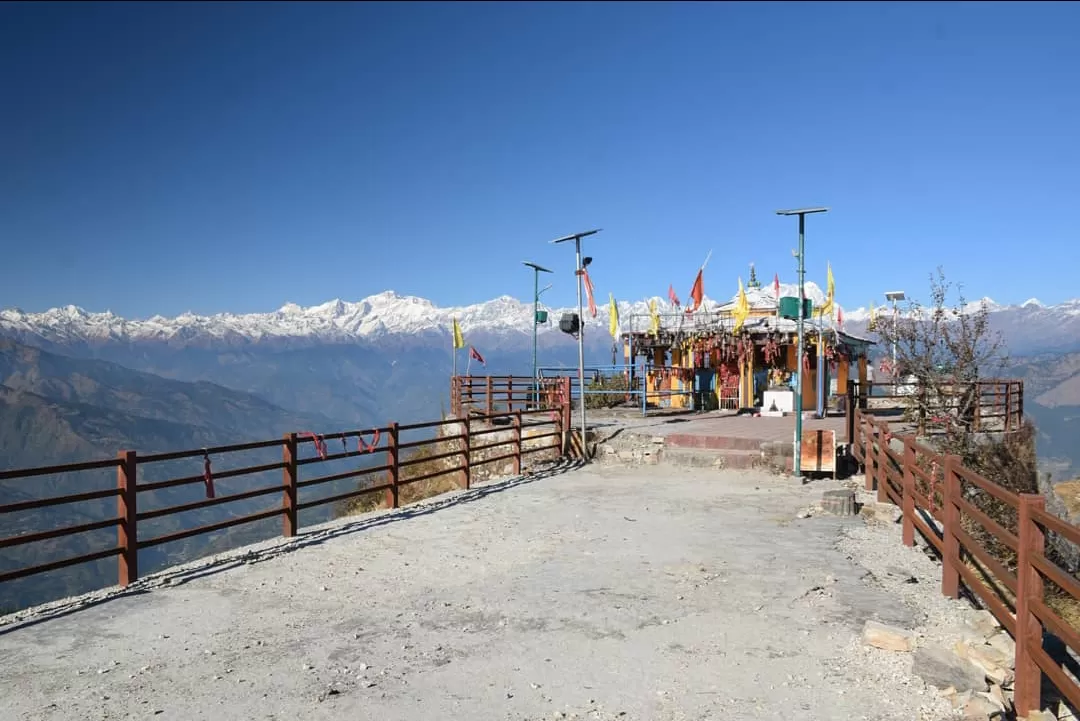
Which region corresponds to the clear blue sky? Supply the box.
[2,1,1077,317]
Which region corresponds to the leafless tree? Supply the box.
[874,267,1009,454]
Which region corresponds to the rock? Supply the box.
[986,632,1016,659]
[862,620,916,652]
[978,687,1008,713]
[912,645,989,693]
[953,690,973,709]
[860,502,901,525]
[796,508,812,519]
[1025,711,1058,721]
[965,610,1001,639]
[954,640,1014,686]
[961,693,1006,719]
[821,489,857,516]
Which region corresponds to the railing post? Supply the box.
[941,454,961,599]
[1004,383,1013,432]
[507,377,514,413]
[561,376,572,457]
[1014,493,1046,717]
[282,433,298,538]
[486,376,494,415]
[386,422,400,509]
[1017,380,1024,428]
[461,417,471,490]
[846,379,856,445]
[117,450,138,587]
[901,438,916,547]
[513,409,522,475]
[974,382,982,432]
[876,423,888,504]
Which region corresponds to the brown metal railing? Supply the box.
[451,374,571,419]
[851,407,1077,717]
[0,394,568,600]
[844,378,1025,444]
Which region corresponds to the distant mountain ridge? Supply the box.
[3,286,1080,355]
[0,283,832,348]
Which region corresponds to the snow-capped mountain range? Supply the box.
[3,284,1080,355]
[0,283,830,346]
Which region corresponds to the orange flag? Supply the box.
[688,269,704,312]
[582,269,598,317]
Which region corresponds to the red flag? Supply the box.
[581,269,597,317]
[668,284,681,307]
[773,273,780,301]
[469,346,486,366]
[688,269,704,312]
[837,307,844,330]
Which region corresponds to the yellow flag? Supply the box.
[649,299,660,336]
[868,301,878,331]
[452,317,464,350]
[733,278,750,333]
[818,263,835,318]
[608,293,619,339]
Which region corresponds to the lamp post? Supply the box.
[551,228,602,461]
[885,290,906,393]
[776,207,829,478]
[522,261,553,407]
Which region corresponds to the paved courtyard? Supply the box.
[0,463,952,721]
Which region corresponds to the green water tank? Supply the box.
[536,310,548,323]
[778,296,813,320]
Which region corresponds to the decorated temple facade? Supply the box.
[620,269,873,414]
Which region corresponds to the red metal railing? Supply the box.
[852,407,1077,716]
[0,401,567,599]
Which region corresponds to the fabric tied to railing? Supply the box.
[202,451,215,499]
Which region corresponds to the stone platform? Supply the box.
[588,410,850,473]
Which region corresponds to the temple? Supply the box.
[620,264,873,415]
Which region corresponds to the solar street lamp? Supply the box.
[551,229,602,460]
[523,261,554,407]
[776,207,829,478]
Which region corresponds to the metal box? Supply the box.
[778,296,814,320]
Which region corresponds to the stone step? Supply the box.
[661,447,765,470]
[664,433,764,452]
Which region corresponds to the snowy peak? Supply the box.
[2,284,1076,349]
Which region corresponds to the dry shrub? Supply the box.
[335,434,466,517]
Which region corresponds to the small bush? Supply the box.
[584,374,631,410]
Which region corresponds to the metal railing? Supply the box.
[851,407,1078,717]
[0,399,568,601]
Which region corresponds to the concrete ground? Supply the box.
[0,462,952,721]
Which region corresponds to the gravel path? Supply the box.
[0,463,956,721]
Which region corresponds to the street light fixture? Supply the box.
[522,261,554,407]
[776,207,829,479]
[551,228,602,461]
[884,290,906,393]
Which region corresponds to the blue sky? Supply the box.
[2,1,1077,317]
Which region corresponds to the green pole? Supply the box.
[776,207,827,480]
[794,213,805,477]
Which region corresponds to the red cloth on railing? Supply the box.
[300,432,327,459]
[202,452,215,499]
[358,429,381,453]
